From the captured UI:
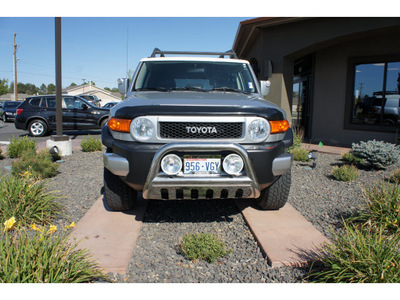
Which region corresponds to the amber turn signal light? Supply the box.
[108,118,131,133]
[269,120,290,134]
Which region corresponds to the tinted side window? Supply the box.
[29,98,41,107]
[46,97,56,108]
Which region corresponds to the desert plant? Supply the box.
[341,152,363,165]
[178,233,232,263]
[308,222,400,283]
[351,140,400,169]
[287,127,304,152]
[81,135,103,152]
[7,136,37,159]
[11,149,59,180]
[348,182,400,234]
[290,148,310,162]
[331,165,359,182]
[0,224,105,283]
[0,173,62,225]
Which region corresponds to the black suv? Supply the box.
[15,95,109,137]
[0,101,21,122]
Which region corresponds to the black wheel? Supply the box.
[256,170,291,210]
[100,118,108,128]
[383,119,396,126]
[104,167,137,211]
[28,119,48,137]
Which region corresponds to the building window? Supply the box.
[351,61,400,127]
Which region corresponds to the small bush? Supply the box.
[0,226,105,283]
[332,165,359,182]
[348,182,400,234]
[0,173,62,226]
[288,127,304,151]
[308,222,400,283]
[11,149,59,180]
[7,136,37,159]
[342,152,363,165]
[290,148,310,162]
[81,135,103,152]
[178,233,232,263]
[351,140,400,169]
[0,147,4,160]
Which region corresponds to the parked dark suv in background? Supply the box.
[0,101,21,122]
[15,95,109,137]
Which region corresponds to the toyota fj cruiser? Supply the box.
[102,49,293,211]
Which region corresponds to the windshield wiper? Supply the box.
[210,87,251,94]
[135,87,168,92]
[168,87,207,92]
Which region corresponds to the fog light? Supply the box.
[161,154,182,175]
[223,154,244,175]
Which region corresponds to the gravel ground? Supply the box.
[0,148,397,283]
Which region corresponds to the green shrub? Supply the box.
[332,165,359,182]
[348,182,400,234]
[7,136,37,159]
[11,149,59,180]
[342,152,363,165]
[290,148,310,162]
[308,222,400,283]
[351,140,400,169]
[81,135,103,152]
[178,233,232,263]
[0,226,105,283]
[288,127,304,151]
[0,173,62,226]
[0,147,4,160]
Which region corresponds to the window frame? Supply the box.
[344,54,400,133]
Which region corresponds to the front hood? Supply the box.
[112,91,285,121]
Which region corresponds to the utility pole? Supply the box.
[13,33,18,101]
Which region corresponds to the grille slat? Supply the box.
[159,122,243,139]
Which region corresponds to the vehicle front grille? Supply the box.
[159,122,243,139]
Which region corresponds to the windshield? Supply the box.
[133,61,257,94]
[4,102,20,108]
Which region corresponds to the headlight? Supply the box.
[223,154,244,175]
[131,117,154,141]
[5,112,12,115]
[248,118,269,141]
[161,154,182,175]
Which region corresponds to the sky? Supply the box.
[0,17,250,90]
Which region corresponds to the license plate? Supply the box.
[183,156,221,175]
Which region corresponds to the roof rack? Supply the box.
[150,48,238,59]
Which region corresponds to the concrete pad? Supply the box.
[235,199,330,268]
[69,195,147,274]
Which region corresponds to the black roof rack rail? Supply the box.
[150,48,238,59]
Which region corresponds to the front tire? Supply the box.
[28,119,48,137]
[104,167,137,211]
[256,170,291,210]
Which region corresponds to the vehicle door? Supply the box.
[62,96,97,129]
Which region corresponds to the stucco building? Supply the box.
[62,83,122,106]
[233,17,400,146]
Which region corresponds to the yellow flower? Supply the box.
[47,225,57,234]
[30,223,43,232]
[65,221,76,229]
[3,217,16,231]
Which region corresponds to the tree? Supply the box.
[25,83,38,95]
[0,78,8,95]
[39,83,47,95]
[69,82,77,87]
[47,83,56,94]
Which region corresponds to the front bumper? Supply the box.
[102,125,293,200]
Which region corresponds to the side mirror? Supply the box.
[118,78,130,95]
[82,103,88,110]
[260,80,271,97]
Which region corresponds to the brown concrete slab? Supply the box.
[68,195,147,274]
[235,199,330,268]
